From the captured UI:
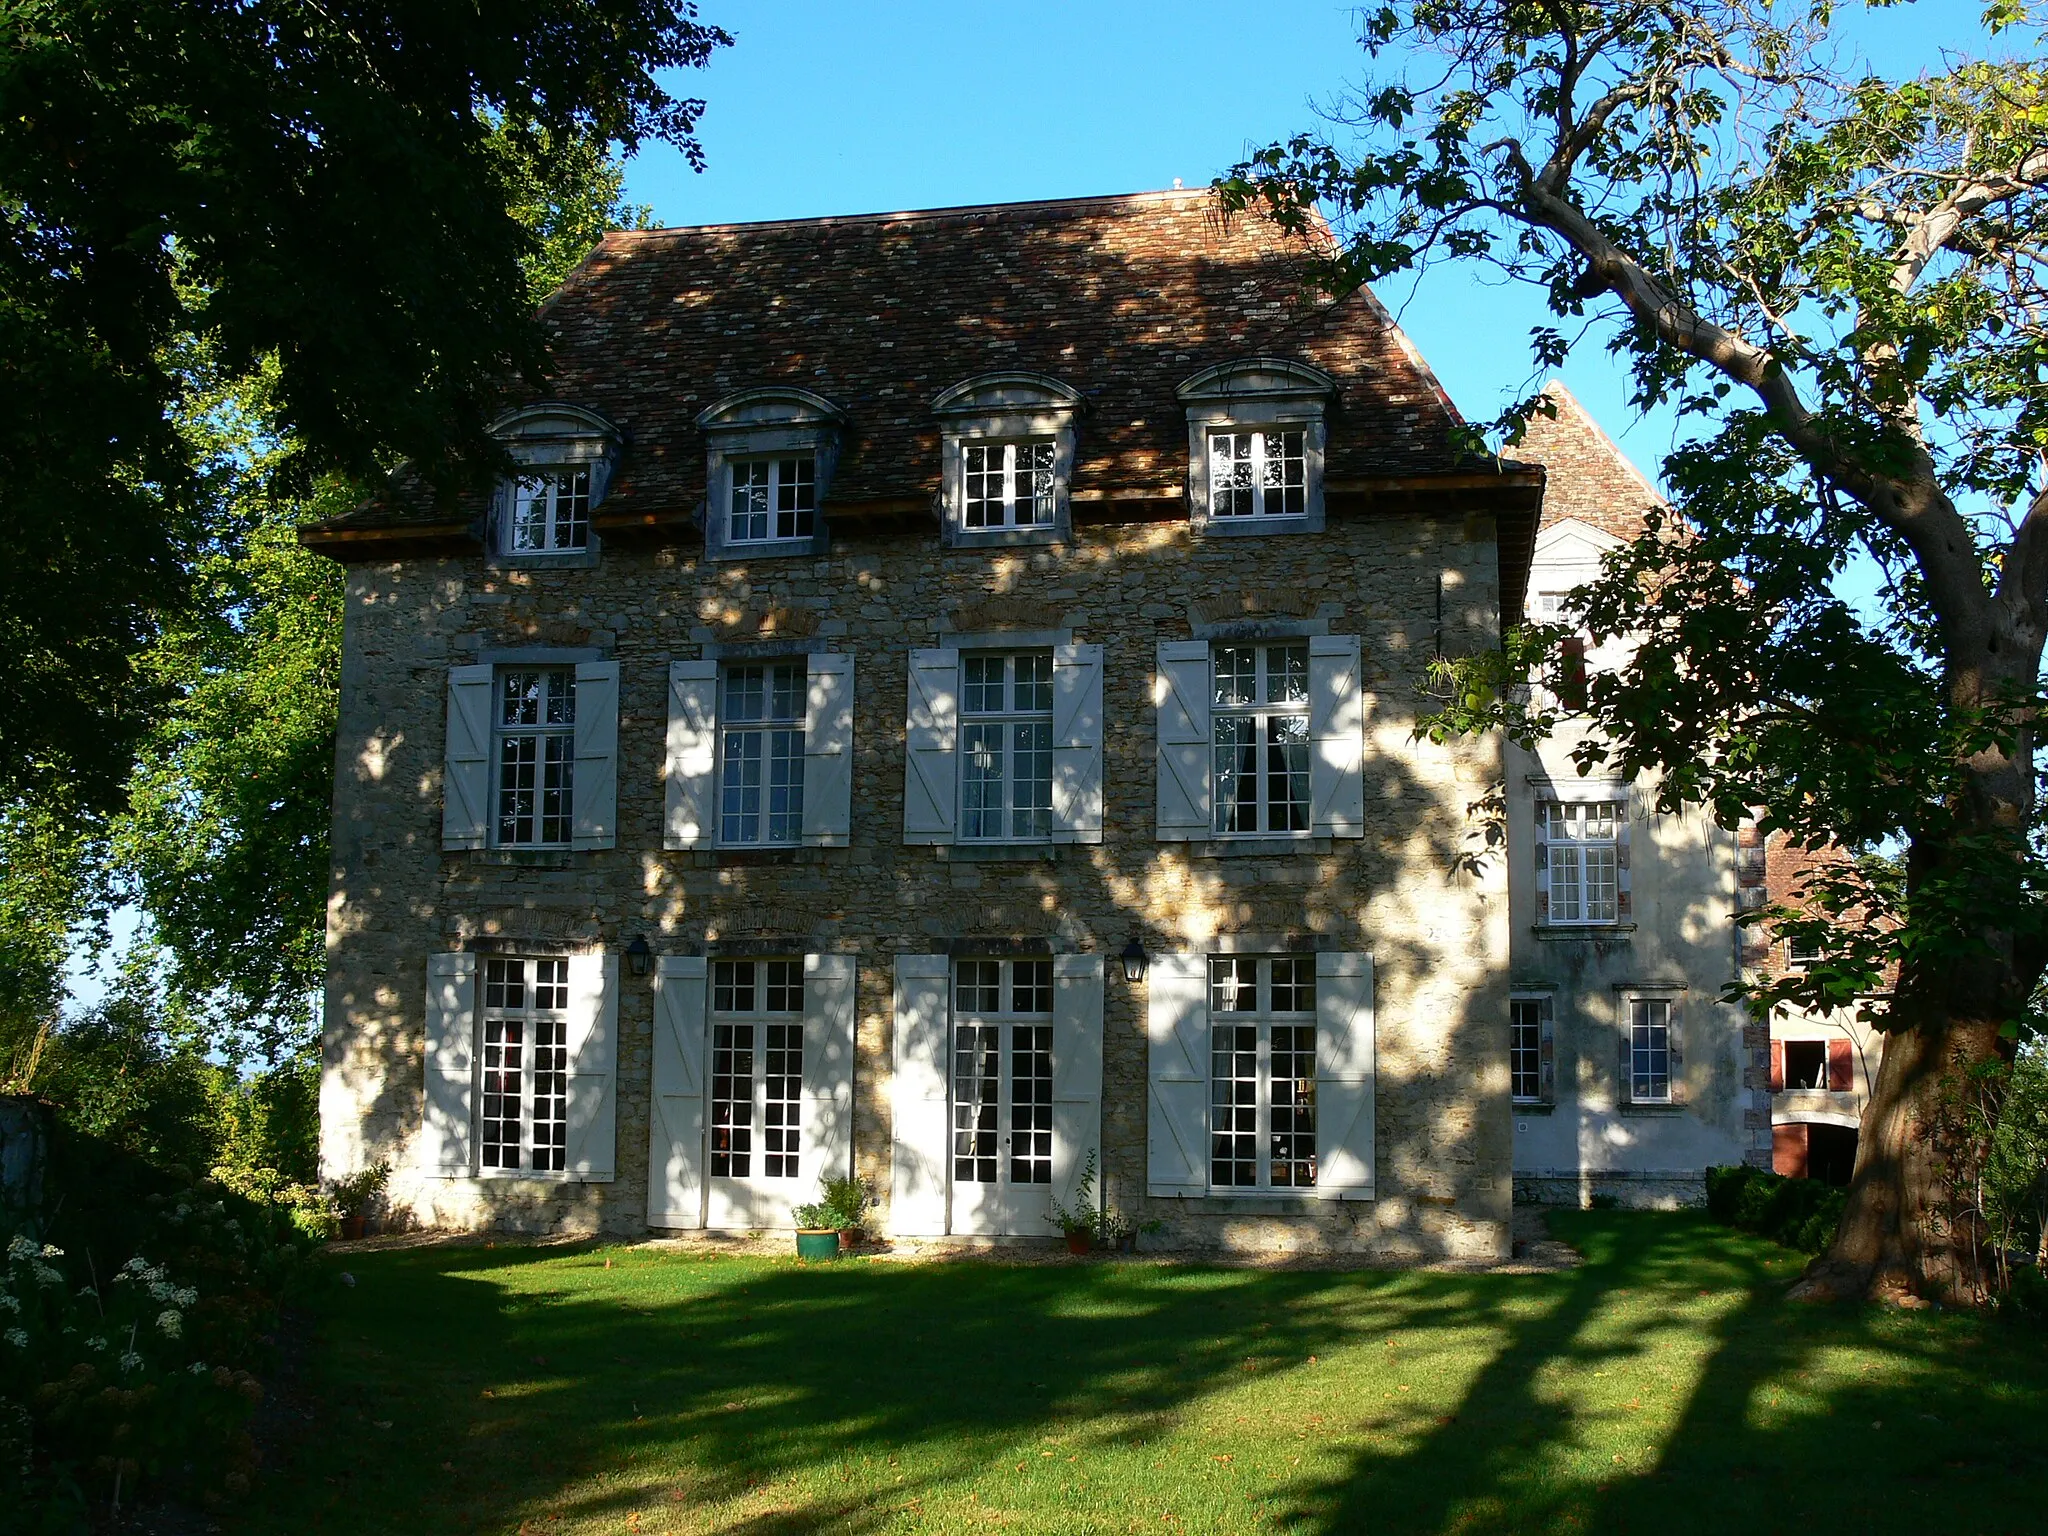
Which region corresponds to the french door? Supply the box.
[950,958,1055,1235]
[705,958,806,1228]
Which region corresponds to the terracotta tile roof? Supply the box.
[1513,380,1666,542]
[312,190,1519,537]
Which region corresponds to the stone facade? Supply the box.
[310,191,1544,1261]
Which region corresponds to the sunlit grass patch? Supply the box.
[235,1214,2048,1535]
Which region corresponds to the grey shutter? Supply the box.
[1050,953,1105,1213]
[1667,995,1687,1105]
[1539,995,1557,1105]
[1146,952,1208,1196]
[890,954,952,1235]
[1308,634,1365,837]
[571,660,619,850]
[564,950,618,1180]
[1051,643,1105,844]
[443,665,494,850]
[1533,799,1551,925]
[1155,641,1212,839]
[903,650,959,844]
[802,953,857,1186]
[647,955,707,1228]
[665,660,718,849]
[803,653,854,847]
[1615,798,1633,923]
[1618,1001,1634,1106]
[420,952,477,1175]
[1314,951,1376,1200]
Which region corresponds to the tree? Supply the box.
[0,1,727,809]
[108,119,665,1063]
[1222,0,2048,1301]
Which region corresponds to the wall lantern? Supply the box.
[625,935,654,978]
[1121,936,1149,985]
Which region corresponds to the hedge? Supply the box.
[1704,1164,1847,1255]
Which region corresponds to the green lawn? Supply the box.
[240,1213,2048,1534]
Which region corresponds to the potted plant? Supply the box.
[791,1187,841,1260]
[1049,1150,1101,1255]
[330,1161,389,1241]
[820,1174,875,1250]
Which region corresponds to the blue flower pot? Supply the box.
[795,1228,841,1260]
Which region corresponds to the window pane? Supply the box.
[1270,1024,1317,1187]
[773,456,816,539]
[1014,651,1053,713]
[720,728,763,842]
[1213,646,1258,708]
[962,654,1004,715]
[763,1020,803,1178]
[1012,720,1052,839]
[1269,956,1314,1012]
[711,1021,756,1177]
[767,727,804,843]
[1549,845,1582,923]
[1209,432,1256,518]
[1510,1000,1543,1100]
[1263,714,1309,832]
[1210,1022,1259,1184]
[1012,959,1053,1015]
[952,1021,1000,1183]
[1213,715,1258,834]
[1009,1022,1053,1184]
[531,1017,568,1173]
[1209,957,1258,1012]
[730,460,771,542]
[1631,999,1671,1102]
[1267,644,1308,705]
[1583,844,1619,923]
[713,959,754,1014]
[956,959,1001,1014]
[480,1017,523,1171]
[961,720,1004,840]
[763,960,803,1013]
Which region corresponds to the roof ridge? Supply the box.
[605,187,1215,239]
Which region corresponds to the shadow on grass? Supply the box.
[241,1218,2048,1534]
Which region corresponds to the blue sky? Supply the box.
[621,1,1997,490]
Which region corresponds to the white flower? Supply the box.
[86,1335,109,1352]
[5,1236,35,1262]
[121,1257,149,1275]
[4,1329,26,1349]
[174,1287,197,1308]
[156,1310,182,1339]
[188,1361,209,1376]
[39,1244,62,1260]
[119,1351,143,1373]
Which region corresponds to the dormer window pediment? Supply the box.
[1176,359,1335,537]
[697,387,845,561]
[488,402,622,562]
[931,371,1081,548]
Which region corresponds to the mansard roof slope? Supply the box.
[1513,380,1666,543]
[310,189,1535,542]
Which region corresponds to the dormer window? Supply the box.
[696,388,845,560]
[510,467,593,553]
[1176,359,1335,536]
[932,373,1080,547]
[488,402,621,563]
[728,455,817,544]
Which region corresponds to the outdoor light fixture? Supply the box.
[625,934,653,978]
[1121,936,1149,984]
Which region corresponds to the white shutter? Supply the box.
[419,951,477,1175]
[1050,953,1105,1212]
[903,650,959,844]
[889,954,952,1235]
[647,955,707,1228]
[571,660,619,850]
[442,665,494,850]
[664,660,719,849]
[802,953,857,1187]
[1146,952,1208,1196]
[1315,951,1375,1200]
[564,950,618,1181]
[1154,641,1212,839]
[1051,643,1105,844]
[802,653,854,847]
[1308,635,1365,837]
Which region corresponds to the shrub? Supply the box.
[1705,1164,1847,1254]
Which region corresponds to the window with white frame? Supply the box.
[479,957,570,1173]
[952,958,1053,1187]
[1511,999,1544,1102]
[1208,429,1307,519]
[1629,997,1673,1103]
[1213,642,1310,835]
[709,959,804,1178]
[1544,800,1620,923]
[728,456,817,545]
[964,441,1055,530]
[1787,934,1822,967]
[496,669,575,847]
[960,651,1054,841]
[1209,956,1317,1190]
[507,467,592,554]
[719,662,806,846]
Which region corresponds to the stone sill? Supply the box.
[1194,836,1336,859]
[1154,1193,1373,1214]
[937,842,1061,863]
[1618,1103,1687,1117]
[464,849,575,869]
[1511,1101,1555,1115]
[1533,924,1637,941]
[708,846,839,866]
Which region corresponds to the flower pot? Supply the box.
[837,1228,864,1252]
[1064,1230,1092,1256]
[795,1228,841,1261]
[340,1213,366,1241]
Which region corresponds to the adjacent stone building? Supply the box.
[305,189,1549,1259]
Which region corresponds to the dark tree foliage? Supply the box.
[0,2,727,807]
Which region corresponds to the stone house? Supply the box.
[305,188,1555,1259]
[1499,386,1775,1206]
